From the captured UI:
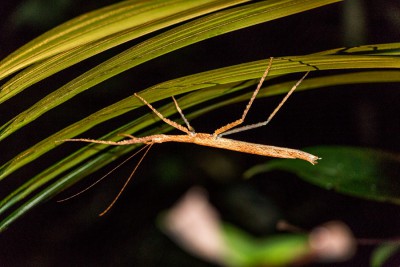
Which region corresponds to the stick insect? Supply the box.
[59,57,320,215]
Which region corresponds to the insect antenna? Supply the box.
[99,143,153,216]
[57,144,152,213]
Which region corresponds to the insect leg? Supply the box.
[213,57,274,137]
[218,71,309,137]
[135,93,193,135]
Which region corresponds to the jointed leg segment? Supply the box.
[213,57,274,137]
[218,70,309,137]
[135,57,309,139]
[134,93,193,135]
[172,96,194,133]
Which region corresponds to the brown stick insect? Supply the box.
[59,57,320,215]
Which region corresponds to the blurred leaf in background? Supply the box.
[245,146,400,205]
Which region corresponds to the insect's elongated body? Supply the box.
[190,134,318,163]
[59,57,320,215]
[66,133,319,164]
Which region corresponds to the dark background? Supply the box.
[0,0,400,266]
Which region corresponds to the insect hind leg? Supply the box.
[218,71,310,137]
[213,57,274,137]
